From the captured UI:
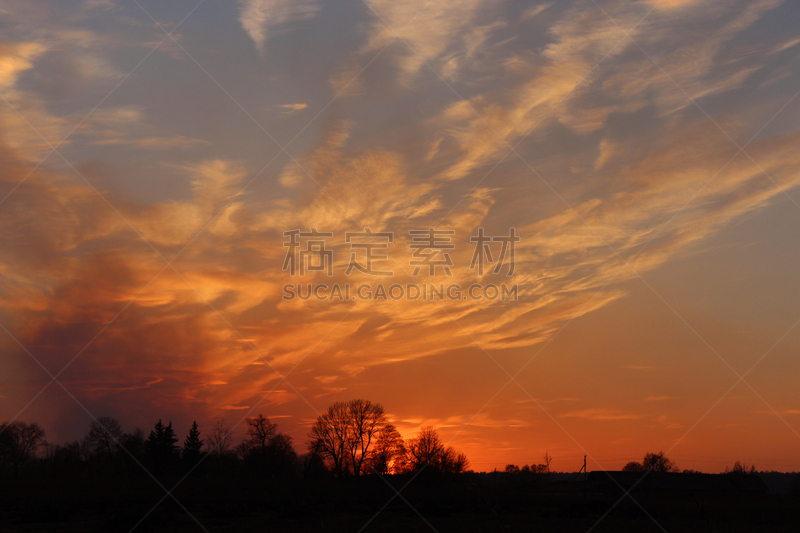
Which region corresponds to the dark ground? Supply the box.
[2,473,799,532]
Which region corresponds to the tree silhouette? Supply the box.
[406,426,469,474]
[505,453,551,477]
[302,443,329,479]
[622,460,645,472]
[406,426,444,472]
[642,451,677,473]
[85,417,122,457]
[369,423,406,475]
[440,446,469,474]
[624,452,677,473]
[726,460,757,474]
[0,421,46,477]
[119,428,147,472]
[308,402,348,477]
[147,420,179,471]
[245,414,277,453]
[308,399,386,477]
[345,399,386,476]
[182,421,204,465]
[264,432,298,477]
[235,416,298,477]
[207,419,233,455]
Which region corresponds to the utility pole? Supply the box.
[574,455,587,481]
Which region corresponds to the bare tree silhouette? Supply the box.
[406,426,443,472]
[0,421,46,477]
[85,417,122,457]
[406,426,469,474]
[345,399,386,476]
[369,423,406,475]
[207,419,233,455]
[726,460,757,475]
[245,414,277,453]
[308,399,386,477]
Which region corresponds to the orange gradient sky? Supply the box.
[2,0,800,473]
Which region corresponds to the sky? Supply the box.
[1,0,800,473]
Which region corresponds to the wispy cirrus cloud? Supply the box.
[560,408,643,420]
[237,0,320,54]
[278,103,308,115]
[91,135,210,149]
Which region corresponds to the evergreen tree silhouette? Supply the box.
[147,419,165,457]
[182,421,204,465]
[147,419,180,472]
[163,422,179,456]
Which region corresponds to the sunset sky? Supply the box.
[2,0,800,473]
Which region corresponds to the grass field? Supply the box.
[2,472,799,532]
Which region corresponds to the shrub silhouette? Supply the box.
[726,460,757,474]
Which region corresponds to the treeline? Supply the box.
[0,399,469,481]
[504,452,552,476]
[620,452,761,475]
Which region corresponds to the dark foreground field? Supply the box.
[2,473,799,532]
